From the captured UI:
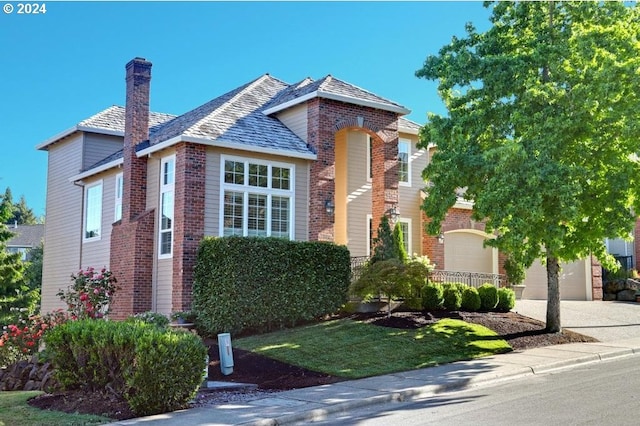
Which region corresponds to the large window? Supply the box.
[114,173,123,222]
[159,156,175,257]
[221,156,294,239]
[84,181,103,240]
[366,215,412,256]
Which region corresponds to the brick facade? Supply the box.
[306,98,399,242]
[171,142,206,312]
[109,58,155,319]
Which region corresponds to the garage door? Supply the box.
[444,231,493,273]
[521,259,590,300]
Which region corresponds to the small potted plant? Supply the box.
[171,310,195,325]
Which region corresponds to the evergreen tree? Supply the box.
[371,215,396,263]
[0,198,29,324]
[13,195,37,225]
[393,223,408,263]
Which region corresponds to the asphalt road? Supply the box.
[301,353,640,425]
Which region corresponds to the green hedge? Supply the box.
[496,287,516,312]
[193,236,351,336]
[478,283,499,311]
[461,287,481,311]
[422,283,444,310]
[44,320,207,416]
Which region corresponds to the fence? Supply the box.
[350,256,370,283]
[428,270,505,288]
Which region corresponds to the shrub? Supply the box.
[194,237,351,336]
[57,267,118,319]
[128,311,170,329]
[443,285,462,310]
[478,283,499,311]
[461,287,481,311]
[496,287,516,312]
[422,283,444,310]
[45,319,207,416]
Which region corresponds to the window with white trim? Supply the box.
[84,181,103,240]
[398,139,410,185]
[366,215,412,256]
[221,156,294,239]
[114,173,123,222]
[159,156,175,257]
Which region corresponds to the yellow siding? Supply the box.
[276,104,308,143]
[334,131,348,245]
[345,131,371,257]
[41,135,84,313]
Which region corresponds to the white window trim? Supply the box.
[83,180,103,242]
[159,155,175,259]
[219,154,296,239]
[114,172,123,222]
[398,139,411,187]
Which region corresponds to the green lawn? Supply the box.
[0,391,110,426]
[234,317,512,379]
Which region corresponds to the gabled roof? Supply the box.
[36,106,176,150]
[7,224,45,248]
[262,75,411,115]
[398,117,422,135]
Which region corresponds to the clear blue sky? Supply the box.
[0,1,491,218]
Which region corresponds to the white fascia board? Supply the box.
[68,158,123,183]
[262,92,318,115]
[262,90,411,116]
[399,125,419,136]
[136,135,318,161]
[317,91,411,115]
[36,126,124,150]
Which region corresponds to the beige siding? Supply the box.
[276,104,308,143]
[522,259,590,300]
[83,133,123,170]
[345,131,371,257]
[398,133,427,256]
[444,231,494,273]
[80,171,118,270]
[334,131,348,245]
[203,148,309,241]
[41,135,84,313]
[155,259,173,315]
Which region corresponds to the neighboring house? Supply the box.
[37,58,630,316]
[6,223,44,261]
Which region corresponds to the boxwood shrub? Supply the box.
[422,283,444,310]
[193,236,351,336]
[461,286,481,311]
[496,287,516,312]
[44,319,207,416]
[478,283,499,311]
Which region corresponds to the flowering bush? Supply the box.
[0,309,69,366]
[57,267,118,319]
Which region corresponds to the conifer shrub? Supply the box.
[461,286,481,311]
[422,283,444,310]
[478,283,499,311]
[496,287,516,312]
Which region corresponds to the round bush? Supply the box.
[478,283,499,311]
[443,286,462,310]
[422,283,444,310]
[461,287,481,311]
[496,287,516,312]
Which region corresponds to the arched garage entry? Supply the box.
[444,229,498,274]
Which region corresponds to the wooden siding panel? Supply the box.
[346,131,371,257]
[83,133,123,170]
[41,135,84,313]
[276,104,308,143]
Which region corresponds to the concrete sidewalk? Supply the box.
[109,337,640,426]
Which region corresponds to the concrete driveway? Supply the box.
[514,300,640,342]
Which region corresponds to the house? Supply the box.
[37,58,624,318]
[6,223,44,261]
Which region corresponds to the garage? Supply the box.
[521,259,591,300]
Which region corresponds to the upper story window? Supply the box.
[398,139,411,185]
[221,156,294,239]
[159,156,175,258]
[114,173,123,222]
[84,181,103,241]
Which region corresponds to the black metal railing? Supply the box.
[350,256,370,282]
[428,270,505,288]
[602,255,634,282]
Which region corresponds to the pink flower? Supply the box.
[93,288,100,295]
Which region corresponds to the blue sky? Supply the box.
[0,1,491,218]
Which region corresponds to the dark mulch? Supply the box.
[27,309,598,420]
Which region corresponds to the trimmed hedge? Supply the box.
[461,287,481,311]
[193,236,351,336]
[422,283,444,310]
[443,285,463,310]
[44,320,207,416]
[496,287,516,312]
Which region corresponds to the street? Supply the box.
[299,354,640,425]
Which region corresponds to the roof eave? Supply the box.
[262,92,318,115]
[137,136,318,161]
[37,126,125,150]
[68,157,124,183]
[398,125,419,136]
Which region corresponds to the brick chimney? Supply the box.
[122,57,151,222]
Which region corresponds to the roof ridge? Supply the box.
[185,74,273,135]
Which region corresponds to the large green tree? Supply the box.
[416,1,640,332]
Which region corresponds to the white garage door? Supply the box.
[522,259,590,300]
[444,231,493,273]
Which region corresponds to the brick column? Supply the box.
[172,142,206,311]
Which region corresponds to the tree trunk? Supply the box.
[546,253,561,332]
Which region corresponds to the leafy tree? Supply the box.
[416,1,640,332]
